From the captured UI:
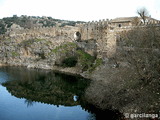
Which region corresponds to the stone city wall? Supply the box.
[1,18,160,61]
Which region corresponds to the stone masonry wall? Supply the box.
[78,19,160,59]
[7,25,79,43]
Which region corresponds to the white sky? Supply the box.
[0,0,159,21]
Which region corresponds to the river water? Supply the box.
[0,66,121,120]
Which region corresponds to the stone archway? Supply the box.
[74,31,81,41]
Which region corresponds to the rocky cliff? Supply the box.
[0,37,59,68]
[0,33,99,76]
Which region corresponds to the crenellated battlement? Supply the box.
[79,18,159,27]
[5,16,159,41]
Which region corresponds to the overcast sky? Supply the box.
[0,0,159,21]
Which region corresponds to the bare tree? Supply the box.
[137,7,149,24]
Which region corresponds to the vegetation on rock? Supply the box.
[0,15,85,35]
[50,42,102,72]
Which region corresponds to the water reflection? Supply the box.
[24,99,36,107]
[2,67,90,107]
[0,66,122,120]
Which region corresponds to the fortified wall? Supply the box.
[6,25,79,44]
[2,17,160,60]
[77,17,160,58]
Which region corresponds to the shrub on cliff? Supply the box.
[61,56,78,67]
[0,22,7,34]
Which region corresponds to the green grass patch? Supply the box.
[49,42,77,55]
[11,51,19,57]
[76,50,95,71]
[88,58,103,72]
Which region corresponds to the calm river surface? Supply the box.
[0,66,121,120]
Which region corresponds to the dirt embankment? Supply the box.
[83,65,160,117]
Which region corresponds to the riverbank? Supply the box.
[1,62,159,119]
[85,66,159,120]
[0,62,82,76]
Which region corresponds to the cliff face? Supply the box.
[0,37,66,69]
[0,36,98,77]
